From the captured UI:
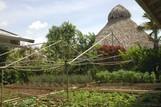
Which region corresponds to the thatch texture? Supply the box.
[96,5,153,49]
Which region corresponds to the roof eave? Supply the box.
[0,34,34,43]
[135,0,161,28]
[0,29,34,43]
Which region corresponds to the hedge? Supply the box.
[94,70,156,83]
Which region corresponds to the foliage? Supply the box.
[98,45,125,56]
[138,13,161,49]
[5,91,137,107]
[0,45,9,66]
[95,45,126,71]
[137,13,161,81]
[121,47,161,81]
[46,22,77,61]
[45,21,95,61]
[5,97,37,107]
[121,47,161,71]
[94,70,156,83]
[76,32,96,53]
[0,45,9,83]
[3,47,48,84]
[69,32,96,74]
[45,21,96,74]
[29,74,93,85]
[62,91,136,107]
[138,93,161,104]
[1,22,96,84]
[5,91,161,107]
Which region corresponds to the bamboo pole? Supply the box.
[64,60,69,101]
[0,40,61,69]
[69,33,112,64]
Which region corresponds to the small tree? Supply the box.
[46,22,77,61]
[45,21,95,74]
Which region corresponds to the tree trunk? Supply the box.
[154,41,159,50]
[153,30,159,50]
[154,71,160,83]
[155,66,160,83]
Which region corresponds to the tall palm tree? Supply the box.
[138,13,161,49]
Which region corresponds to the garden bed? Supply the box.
[4,90,161,107]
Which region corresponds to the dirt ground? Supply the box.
[1,83,161,101]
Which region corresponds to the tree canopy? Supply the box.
[45,21,95,61]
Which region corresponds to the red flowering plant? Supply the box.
[98,45,125,56]
[96,45,126,70]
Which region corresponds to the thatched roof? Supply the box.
[96,5,153,49]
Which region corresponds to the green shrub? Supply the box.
[121,47,161,81]
[1,69,32,84]
[95,70,156,83]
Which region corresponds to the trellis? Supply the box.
[0,40,62,106]
[0,32,133,106]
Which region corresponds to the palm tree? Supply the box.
[138,13,161,82]
[138,13,161,49]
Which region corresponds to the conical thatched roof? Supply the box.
[96,4,153,49]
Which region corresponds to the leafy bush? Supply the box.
[133,93,161,107]
[98,45,125,56]
[96,45,126,71]
[2,69,31,84]
[121,47,161,81]
[94,70,156,83]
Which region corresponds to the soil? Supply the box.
[2,83,161,101]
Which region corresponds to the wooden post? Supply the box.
[1,69,4,107]
[112,32,114,46]
[64,60,69,101]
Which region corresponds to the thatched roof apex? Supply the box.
[108,5,131,22]
[96,4,153,49]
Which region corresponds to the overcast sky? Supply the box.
[0,0,146,43]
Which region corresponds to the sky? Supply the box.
[0,0,146,43]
